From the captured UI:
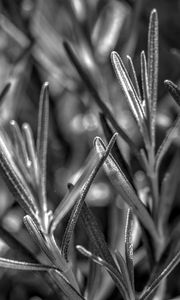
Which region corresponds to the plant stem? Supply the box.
[47,234,80,292]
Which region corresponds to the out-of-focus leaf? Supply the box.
[61,134,118,261]
[63,40,143,164]
[69,0,87,23]
[164,80,180,108]
[92,1,129,61]
[0,82,11,105]
[147,9,159,150]
[155,115,180,171]
[123,0,143,57]
[158,150,180,234]
[125,209,134,289]
[77,245,129,300]
[95,136,159,244]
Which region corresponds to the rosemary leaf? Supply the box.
[10,120,30,169]
[141,51,150,127]
[0,256,84,300]
[0,257,58,272]
[61,134,118,261]
[24,215,52,262]
[147,9,159,150]
[164,80,180,107]
[115,250,135,299]
[140,242,180,300]
[86,244,102,300]
[80,203,117,269]
[99,113,135,189]
[77,245,129,300]
[22,123,38,186]
[50,148,101,233]
[37,82,49,217]
[125,209,134,289]
[95,137,159,244]
[50,270,84,300]
[111,51,146,138]
[0,135,38,218]
[127,55,142,101]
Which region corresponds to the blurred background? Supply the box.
[0,0,180,299]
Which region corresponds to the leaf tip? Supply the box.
[110,51,119,64]
[150,8,158,21]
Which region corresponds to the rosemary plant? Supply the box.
[0,6,179,300]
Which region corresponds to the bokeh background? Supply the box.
[0,0,180,299]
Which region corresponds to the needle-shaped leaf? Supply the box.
[80,202,117,269]
[0,256,58,272]
[95,137,159,244]
[61,134,118,261]
[22,123,38,185]
[141,51,150,126]
[37,82,49,217]
[24,215,76,287]
[155,115,180,171]
[164,80,180,107]
[10,120,30,169]
[0,134,38,218]
[99,113,135,189]
[63,40,143,164]
[0,256,84,300]
[147,9,159,150]
[0,225,57,291]
[115,250,135,300]
[111,51,147,140]
[127,55,142,101]
[86,244,102,300]
[77,245,129,300]
[140,240,180,300]
[0,82,11,105]
[125,209,134,289]
[24,215,52,262]
[50,148,102,233]
[49,269,84,300]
